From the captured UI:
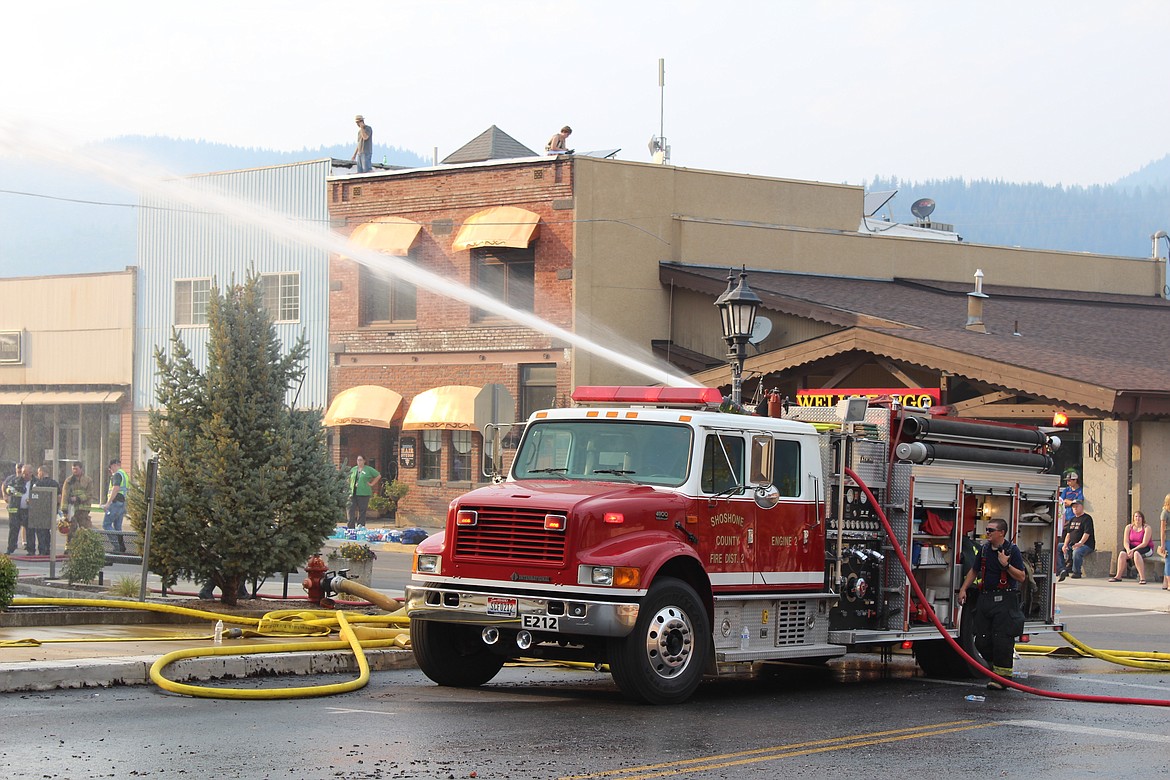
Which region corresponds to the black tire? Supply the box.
[607,577,711,704]
[411,618,506,688]
[912,606,986,679]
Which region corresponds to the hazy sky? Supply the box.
[4,0,1169,187]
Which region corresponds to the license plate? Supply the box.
[487,597,517,617]
[522,614,559,631]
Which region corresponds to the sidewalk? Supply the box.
[0,517,436,693]
[1052,572,1170,612]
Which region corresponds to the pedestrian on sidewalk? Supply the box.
[346,455,381,529]
[31,465,59,555]
[102,458,129,553]
[1160,494,1170,590]
[1058,500,1095,581]
[1055,471,1084,577]
[5,464,34,555]
[3,462,24,553]
[1110,510,1154,584]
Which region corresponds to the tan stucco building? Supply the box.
[0,269,135,484]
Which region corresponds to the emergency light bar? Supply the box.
[571,386,723,407]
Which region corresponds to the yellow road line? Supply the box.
[559,720,997,780]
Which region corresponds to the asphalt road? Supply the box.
[2,602,1166,780]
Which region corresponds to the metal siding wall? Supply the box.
[135,160,332,412]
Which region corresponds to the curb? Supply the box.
[0,647,418,693]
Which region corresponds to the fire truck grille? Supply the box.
[774,600,811,645]
[453,507,567,564]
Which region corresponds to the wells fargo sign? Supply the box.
[795,388,940,409]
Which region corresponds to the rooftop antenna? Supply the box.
[648,58,670,164]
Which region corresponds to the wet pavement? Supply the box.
[1,545,1167,694]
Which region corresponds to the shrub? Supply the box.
[63,528,106,585]
[368,479,409,516]
[330,542,377,562]
[107,576,141,598]
[0,554,17,610]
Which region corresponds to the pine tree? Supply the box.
[131,274,346,604]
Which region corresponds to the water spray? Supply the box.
[0,123,699,388]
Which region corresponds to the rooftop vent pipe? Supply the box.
[966,269,988,333]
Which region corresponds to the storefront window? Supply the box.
[450,430,473,482]
[420,430,442,481]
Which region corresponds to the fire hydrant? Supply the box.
[303,553,329,604]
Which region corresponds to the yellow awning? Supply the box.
[452,206,540,251]
[402,385,481,430]
[348,217,423,256]
[0,390,124,406]
[323,385,403,429]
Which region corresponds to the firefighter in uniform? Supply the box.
[957,517,1026,689]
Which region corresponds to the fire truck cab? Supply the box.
[405,386,1061,704]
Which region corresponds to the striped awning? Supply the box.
[402,385,480,430]
[323,385,404,429]
[452,206,540,251]
[0,390,125,406]
[348,217,423,256]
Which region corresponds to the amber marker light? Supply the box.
[612,567,641,588]
[456,510,478,526]
[544,513,567,531]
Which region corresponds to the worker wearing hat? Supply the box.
[1055,471,1084,575]
[352,115,373,173]
[1058,498,1095,581]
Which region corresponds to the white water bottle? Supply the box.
[213,620,224,645]
[740,626,750,650]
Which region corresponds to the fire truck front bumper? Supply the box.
[404,584,640,638]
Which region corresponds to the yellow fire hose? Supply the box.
[8,590,412,699]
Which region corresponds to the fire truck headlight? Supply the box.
[582,565,613,586]
[415,554,441,575]
[579,565,641,588]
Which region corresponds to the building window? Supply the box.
[261,272,300,322]
[419,430,442,481]
[360,264,416,324]
[504,363,557,449]
[472,247,534,321]
[174,278,211,326]
[520,364,556,420]
[450,430,473,482]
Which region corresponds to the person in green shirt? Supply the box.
[347,455,381,528]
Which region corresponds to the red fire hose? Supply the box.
[844,466,1170,708]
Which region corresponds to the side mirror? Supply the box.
[754,484,780,510]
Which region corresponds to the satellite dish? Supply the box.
[648,135,663,154]
[910,198,936,220]
[749,316,772,345]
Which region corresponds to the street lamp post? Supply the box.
[714,266,762,407]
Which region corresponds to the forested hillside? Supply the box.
[867,154,1170,258]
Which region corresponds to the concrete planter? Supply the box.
[332,557,373,583]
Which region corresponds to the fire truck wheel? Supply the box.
[411,618,506,688]
[607,577,711,704]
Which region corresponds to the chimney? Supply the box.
[966,269,988,333]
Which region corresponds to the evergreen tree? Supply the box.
[131,274,346,604]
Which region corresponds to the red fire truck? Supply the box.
[405,386,1062,704]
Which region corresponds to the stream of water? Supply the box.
[0,123,701,388]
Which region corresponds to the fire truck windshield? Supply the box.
[513,420,693,487]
